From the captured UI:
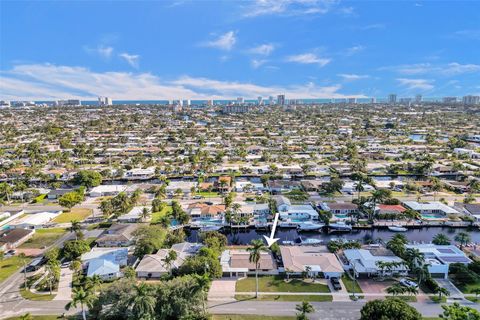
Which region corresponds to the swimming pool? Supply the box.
[421,213,445,220]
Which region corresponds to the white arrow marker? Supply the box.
[263,211,280,247]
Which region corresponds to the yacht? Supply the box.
[328,222,353,232]
[388,225,408,232]
[297,222,324,232]
[296,236,323,245]
[199,225,223,232]
[279,219,299,228]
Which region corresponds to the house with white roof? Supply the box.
[280,246,344,278]
[342,247,408,278]
[118,206,151,223]
[124,167,155,180]
[81,247,128,281]
[403,201,459,216]
[405,244,471,278]
[87,259,121,280]
[273,196,318,221]
[10,211,62,229]
[89,185,128,197]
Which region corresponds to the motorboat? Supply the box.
[279,219,299,228]
[199,225,223,232]
[296,237,323,245]
[328,222,353,232]
[297,222,324,232]
[388,225,408,232]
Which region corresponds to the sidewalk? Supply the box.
[53,266,73,301]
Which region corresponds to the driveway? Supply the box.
[208,278,237,301]
[358,279,394,300]
[436,279,463,298]
[328,278,350,301]
[53,266,73,301]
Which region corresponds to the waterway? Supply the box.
[186,226,480,245]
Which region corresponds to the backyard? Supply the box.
[151,206,173,224]
[19,228,66,249]
[53,208,92,223]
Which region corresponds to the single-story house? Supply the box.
[136,242,203,279]
[9,211,62,229]
[342,247,408,278]
[89,185,128,197]
[96,224,138,247]
[280,246,344,278]
[86,259,121,280]
[47,189,72,200]
[0,228,35,250]
[403,201,459,216]
[81,247,128,266]
[221,249,278,277]
[454,203,480,221]
[124,167,155,180]
[319,202,359,216]
[375,204,407,215]
[187,203,226,220]
[405,244,471,279]
[118,206,151,223]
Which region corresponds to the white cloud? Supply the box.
[248,43,275,56]
[84,45,114,59]
[382,62,480,76]
[251,59,268,69]
[243,0,337,18]
[397,78,434,91]
[0,63,366,100]
[345,45,365,56]
[201,31,236,51]
[451,29,480,40]
[119,53,140,68]
[286,53,331,67]
[338,74,369,81]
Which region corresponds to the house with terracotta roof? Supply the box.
[220,249,278,277]
[280,246,344,278]
[187,203,226,220]
[375,204,407,215]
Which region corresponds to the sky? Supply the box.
[1,0,480,101]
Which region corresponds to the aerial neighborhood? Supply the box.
[0,99,480,319]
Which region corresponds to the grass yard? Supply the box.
[235,294,332,302]
[194,191,221,198]
[20,288,56,301]
[212,315,294,320]
[429,296,447,303]
[341,275,363,293]
[466,296,479,303]
[0,256,31,283]
[53,208,92,223]
[236,276,330,293]
[19,228,66,249]
[151,206,172,223]
[456,280,480,293]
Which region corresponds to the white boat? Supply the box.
[297,237,323,245]
[388,225,408,232]
[199,225,223,232]
[279,219,299,228]
[328,222,353,232]
[297,222,324,232]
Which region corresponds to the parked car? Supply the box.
[192,195,204,199]
[330,277,342,290]
[399,278,418,288]
[25,257,44,272]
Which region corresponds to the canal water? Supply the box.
[186,227,480,245]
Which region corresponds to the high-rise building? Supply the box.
[98,96,112,106]
[268,96,274,105]
[388,94,397,105]
[237,97,244,105]
[0,100,10,108]
[257,96,263,105]
[463,95,480,105]
[348,98,357,104]
[206,100,213,106]
[223,105,250,113]
[415,94,423,103]
[185,99,191,106]
[443,97,457,104]
[277,94,285,106]
[56,99,81,106]
[370,97,376,104]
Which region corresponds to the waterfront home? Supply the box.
[118,206,152,223]
[342,247,408,278]
[268,180,301,193]
[405,244,471,279]
[9,211,62,229]
[136,242,203,279]
[319,202,358,220]
[402,201,459,218]
[89,185,128,197]
[187,203,226,220]
[166,181,197,195]
[124,167,155,180]
[96,223,138,247]
[215,176,232,193]
[454,203,480,220]
[274,195,318,221]
[0,228,35,250]
[375,204,407,215]
[235,180,265,192]
[341,181,375,195]
[220,249,278,277]
[280,245,344,279]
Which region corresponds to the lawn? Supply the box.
[151,206,173,223]
[212,315,294,320]
[235,294,332,302]
[341,275,363,293]
[466,296,479,303]
[0,256,31,283]
[20,288,56,301]
[236,276,330,293]
[19,228,66,249]
[455,280,480,294]
[53,208,92,223]
[194,191,221,198]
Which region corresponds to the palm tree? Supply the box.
[435,287,450,300]
[406,285,419,297]
[70,220,82,240]
[162,249,177,274]
[247,239,268,298]
[295,301,314,320]
[19,313,33,320]
[44,262,60,295]
[127,283,156,320]
[66,287,95,320]
[386,284,406,296]
[18,253,28,289]
[432,233,451,245]
[455,231,471,249]
[140,207,150,222]
[193,273,211,314]
[0,182,13,203]
[85,274,103,294]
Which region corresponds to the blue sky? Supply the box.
[1,0,479,100]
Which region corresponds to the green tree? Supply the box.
[433,233,451,245]
[295,301,315,320]
[440,302,480,320]
[247,239,268,298]
[455,232,471,249]
[62,240,90,260]
[66,287,95,320]
[73,170,102,188]
[58,191,83,210]
[360,298,422,320]
[127,283,156,320]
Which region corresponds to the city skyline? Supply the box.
[1,1,480,100]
